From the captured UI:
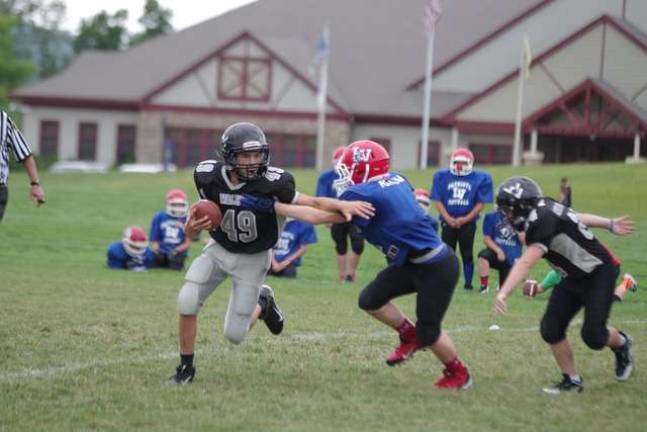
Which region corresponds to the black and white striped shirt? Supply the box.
[1,110,33,185]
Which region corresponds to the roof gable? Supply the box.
[445,15,647,122]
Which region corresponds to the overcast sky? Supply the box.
[58,0,257,33]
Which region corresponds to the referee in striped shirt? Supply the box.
[1,110,45,222]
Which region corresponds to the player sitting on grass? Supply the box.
[149,189,192,271]
[494,176,635,394]
[269,218,317,278]
[334,140,472,390]
[477,208,524,294]
[526,271,637,302]
[107,226,155,272]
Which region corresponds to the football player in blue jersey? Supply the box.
[477,209,524,294]
[334,140,472,390]
[107,226,155,272]
[269,218,318,278]
[149,189,192,271]
[316,146,365,282]
[431,148,493,290]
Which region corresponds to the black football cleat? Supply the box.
[168,364,195,385]
[542,374,584,395]
[259,285,284,335]
[613,332,634,381]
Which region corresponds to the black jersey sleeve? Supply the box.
[193,160,220,200]
[265,167,297,204]
[525,203,558,251]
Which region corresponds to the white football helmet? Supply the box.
[122,226,149,257]
[166,189,188,218]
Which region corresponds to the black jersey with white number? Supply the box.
[194,161,297,254]
[525,198,617,279]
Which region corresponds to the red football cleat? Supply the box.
[386,323,423,366]
[434,363,472,390]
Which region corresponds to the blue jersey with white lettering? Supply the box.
[273,219,318,266]
[339,173,447,267]
[430,169,493,219]
[149,211,188,256]
[107,241,155,271]
[482,211,523,265]
[316,168,338,198]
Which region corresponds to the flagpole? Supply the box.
[420,27,435,169]
[315,25,330,171]
[512,37,529,167]
[420,1,441,169]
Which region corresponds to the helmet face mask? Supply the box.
[166,189,188,218]
[221,122,270,181]
[450,148,474,176]
[122,226,149,258]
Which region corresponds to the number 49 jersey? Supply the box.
[194,161,297,254]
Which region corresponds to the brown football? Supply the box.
[523,280,538,297]
[193,200,222,229]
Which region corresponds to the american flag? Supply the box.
[424,0,442,34]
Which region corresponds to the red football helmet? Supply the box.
[332,146,346,163]
[122,226,149,257]
[450,148,474,176]
[414,188,430,208]
[166,188,188,218]
[335,140,390,191]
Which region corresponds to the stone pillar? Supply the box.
[523,128,544,165]
[626,133,646,164]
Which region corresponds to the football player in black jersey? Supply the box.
[169,122,373,384]
[493,176,635,394]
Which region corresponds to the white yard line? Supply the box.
[2,319,644,382]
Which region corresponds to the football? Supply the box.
[523,279,538,297]
[193,199,222,229]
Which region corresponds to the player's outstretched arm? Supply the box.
[577,214,634,236]
[275,201,346,225]
[294,193,374,221]
[494,245,545,314]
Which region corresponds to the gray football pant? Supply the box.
[177,240,271,344]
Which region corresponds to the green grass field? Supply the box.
[1,163,646,432]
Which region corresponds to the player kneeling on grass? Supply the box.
[269,218,317,278]
[169,122,374,384]
[477,208,524,294]
[107,226,155,272]
[493,176,635,394]
[525,271,637,302]
[334,140,472,390]
[149,189,192,271]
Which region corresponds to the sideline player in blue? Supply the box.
[316,146,365,282]
[269,218,318,278]
[107,225,155,271]
[149,189,192,271]
[477,209,524,294]
[431,148,493,290]
[335,140,472,390]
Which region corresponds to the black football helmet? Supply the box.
[496,176,543,230]
[221,122,270,181]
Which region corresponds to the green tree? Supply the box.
[73,9,128,53]
[0,14,35,107]
[130,0,173,46]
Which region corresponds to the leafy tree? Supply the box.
[0,14,34,107]
[73,9,128,53]
[130,0,173,46]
